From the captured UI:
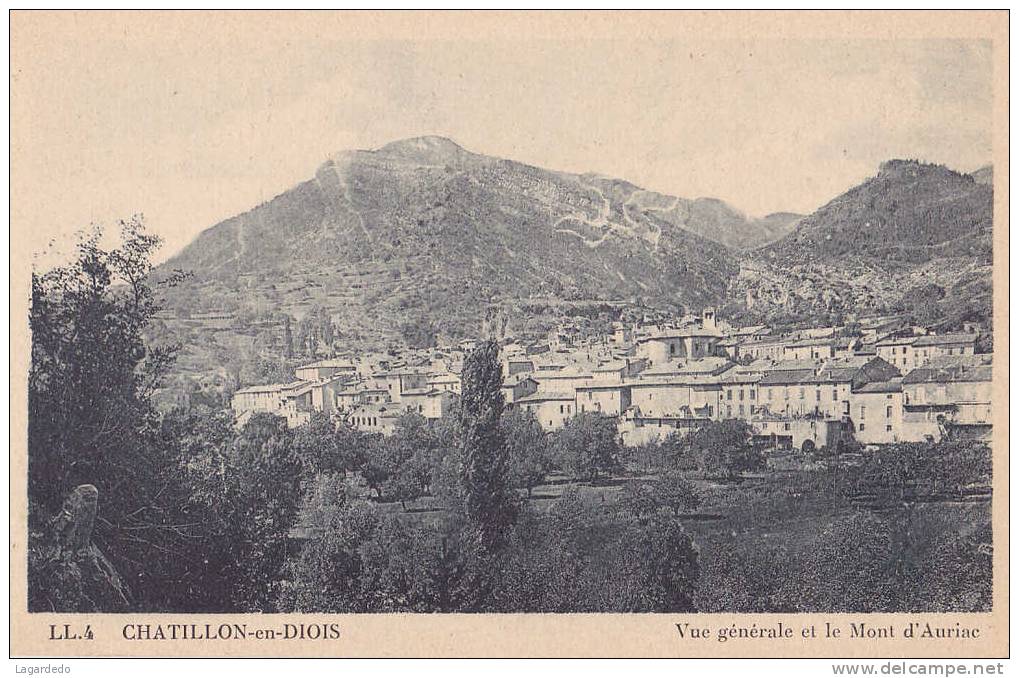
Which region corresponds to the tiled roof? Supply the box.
[515,391,576,403]
[577,382,631,391]
[853,378,903,394]
[637,326,721,341]
[631,374,725,387]
[875,334,919,347]
[913,333,979,347]
[765,359,821,372]
[902,364,992,385]
[643,357,733,377]
[234,383,285,395]
[758,369,817,386]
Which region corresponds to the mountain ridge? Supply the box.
[730,158,993,327]
[156,136,771,350]
[151,142,992,382]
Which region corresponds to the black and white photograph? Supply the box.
[10,9,1008,659]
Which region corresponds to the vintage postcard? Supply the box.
[9,10,1009,658]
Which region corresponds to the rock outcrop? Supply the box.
[28,484,132,612]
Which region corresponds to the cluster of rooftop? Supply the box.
[231,308,992,450]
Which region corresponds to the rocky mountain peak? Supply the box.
[376,135,471,163]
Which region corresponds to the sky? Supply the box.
[11,13,995,266]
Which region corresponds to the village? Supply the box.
[231,308,993,452]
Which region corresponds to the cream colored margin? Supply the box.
[8,10,1009,658]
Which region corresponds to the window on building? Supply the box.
[860,423,866,431]
[670,343,676,355]
[832,389,838,401]
[886,425,893,432]
[886,405,892,418]
[739,389,744,400]
[727,405,732,417]
[749,390,756,400]
[738,404,744,415]
[560,404,564,414]
[783,423,790,431]
[860,405,866,419]
[708,406,714,416]
[815,389,821,401]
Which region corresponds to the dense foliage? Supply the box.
[28,221,992,614]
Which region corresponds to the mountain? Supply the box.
[151,145,993,389]
[156,136,777,350]
[760,159,992,266]
[678,199,802,250]
[731,159,993,325]
[971,164,993,185]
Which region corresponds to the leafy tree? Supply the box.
[778,511,896,612]
[975,332,993,354]
[27,219,196,610]
[492,488,588,612]
[911,521,992,612]
[292,411,340,477]
[29,219,176,510]
[146,405,240,610]
[317,306,335,348]
[840,321,863,337]
[355,515,446,611]
[660,431,700,471]
[383,449,431,510]
[552,413,621,481]
[456,340,517,546]
[619,438,667,473]
[604,512,700,612]
[282,316,294,358]
[400,315,438,349]
[295,314,318,356]
[357,434,397,500]
[278,499,383,612]
[502,407,551,496]
[901,283,946,327]
[210,413,305,611]
[849,440,990,502]
[681,420,764,479]
[295,470,354,531]
[618,473,701,518]
[695,537,795,613]
[356,413,441,507]
[292,411,367,477]
[937,440,991,494]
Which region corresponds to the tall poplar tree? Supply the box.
[456,340,516,546]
